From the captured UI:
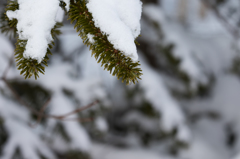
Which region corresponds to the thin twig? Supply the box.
[31,98,51,128]
[3,78,40,115]
[5,79,99,124]
[61,117,93,122]
[50,100,99,120]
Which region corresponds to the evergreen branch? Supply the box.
[0,0,63,80]
[68,0,143,84]
[14,22,62,80]
[0,0,18,38]
[59,0,68,13]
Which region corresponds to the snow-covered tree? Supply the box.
[2,0,240,159]
[2,0,142,84]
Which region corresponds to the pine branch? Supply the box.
[1,1,63,80]
[68,0,143,84]
[0,0,18,38]
[14,22,62,80]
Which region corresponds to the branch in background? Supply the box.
[0,56,98,127]
[201,0,240,39]
[1,54,14,79]
[50,100,99,120]
[31,99,97,127]
[31,98,51,128]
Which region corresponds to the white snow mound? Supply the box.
[87,0,142,62]
[7,0,59,63]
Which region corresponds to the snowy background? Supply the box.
[1,0,240,159]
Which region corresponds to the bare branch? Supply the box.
[31,98,51,128]
[50,100,99,120]
[5,81,99,124]
[3,77,98,123]
[61,117,93,122]
[2,78,41,115]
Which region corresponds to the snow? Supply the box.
[234,155,240,159]
[62,0,70,11]
[58,26,84,55]
[0,28,110,156]
[6,0,60,63]
[37,57,107,105]
[48,92,91,151]
[87,34,95,44]
[0,93,55,159]
[55,6,65,22]
[1,119,55,159]
[161,0,179,19]
[28,55,109,152]
[233,152,240,159]
[91,143,175,159]
[143,4,164,23]
[163,27,205,86]
[210,75,240,124]
[181,136,227,159]
[0,34,14,76]
[95,117,108,132]
[122,111,159,132]
[3,0,240,159]
[143,4,207,88]
[65,121,91,151]
[140,56,191,142]
[87,0,142,62]
[0,96,29,123]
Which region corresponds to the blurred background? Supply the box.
[1,0,240,159]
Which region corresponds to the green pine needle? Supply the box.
[0,0,18,38]
[0,0,63,80]
[68,0,143,85]
[14,23,62,80]
[1,0,142,83]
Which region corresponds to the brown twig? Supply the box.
[30,99,98,127]
[5,77,99,124]
[50,100,99,120]
[31,98,51,128]
[61,117,93,122]
[2,78,40,115]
